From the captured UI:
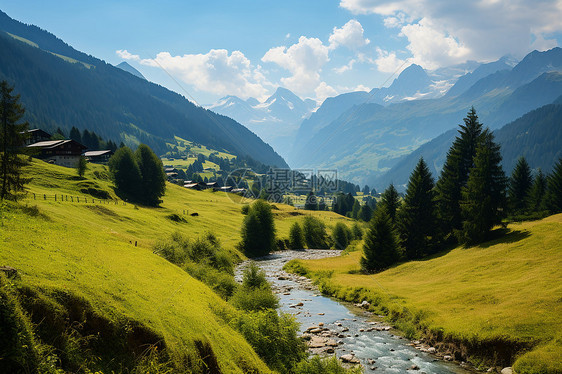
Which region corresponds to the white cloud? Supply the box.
[340,0,562,67]
[328,19,371,50]
[354,84,370,92]
[315,82,338,102]
[262,36,330,95]
[400,18,470,69]
[285,33,291,39]
[333,59,356,74]
[374,47,407,73]
[139,49,271,100]
[116,49,140,61]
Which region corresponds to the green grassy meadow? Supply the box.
[1,159,351,372]
[286,216,562,371]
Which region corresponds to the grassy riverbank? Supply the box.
[0,159,350,372]
[285,215,562,372]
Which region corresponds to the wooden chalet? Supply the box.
[183,181,208,190]
[24,129,52,145]
[27,139,87,168]
[84,150,113,163]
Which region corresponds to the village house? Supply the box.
[27,139,87,168]
[24,129,51,145]
[84,149,113,164]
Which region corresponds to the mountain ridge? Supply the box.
[0,12,288,168]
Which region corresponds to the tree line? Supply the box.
[361,108,562,273]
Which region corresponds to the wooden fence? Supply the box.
[25,193,126,206]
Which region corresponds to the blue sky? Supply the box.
[3,0,561,104]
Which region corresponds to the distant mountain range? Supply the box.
[0,10,287,168]
[374,96,562,191]
[207,87,316,158]
[288,47,562,185]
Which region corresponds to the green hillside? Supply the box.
[286,216,562,371]
[0,10,288,168]
[0,159,350,373]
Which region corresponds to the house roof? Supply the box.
[27,139,87,150]
[84,150,113,157]
[184,183,199,188]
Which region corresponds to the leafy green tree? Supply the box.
[0,81,29,201]
[379,184,400,224]
[361,207,400,273]
[332,222,352,250]
[460,131,507,244]
[397,158,439,259]
[545,158,562,213]
[289,222,306,249]
[76,155,87,178]
[435,107,484,236]
[240,200,276,257]
[358,204,373,222]
[508,157,533,215]
[302,216,329,249]
[108,146,142,201]
[135,144,166,206]
[528,169,547,212]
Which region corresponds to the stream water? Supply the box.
[238,250,474,374]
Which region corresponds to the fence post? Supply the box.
[44,194,46,200]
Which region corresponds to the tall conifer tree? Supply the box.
[460,130,507,244]
[435,107,484,237]
[398,158,439,259]
[361,207,399,273]
[0,81,29,201]
[545,158,562,213]
[508,157,533,214]
[379,183,400,224]
[528,169,546,212]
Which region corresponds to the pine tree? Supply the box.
[545,158,562,213]
[397,158,439,259]
[460,131,507,244]
[0,81,30,201]
[379,184,400,224]
[304,190,318,210]
[350,199,360,219]
[361,207,400,273]
[508,157,533,215]
[288,222,305,249]
[358,204,373,222]
[135,144,166,206]
[435,107,484,236]
[69,126,82,144]
[528,169,546,212]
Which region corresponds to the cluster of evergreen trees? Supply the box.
[108,144,166,206]
[50,126,119,151]
[331,192,376,222]
[361,108,562,273]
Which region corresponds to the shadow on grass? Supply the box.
[477,228,531,249]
